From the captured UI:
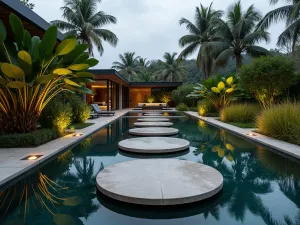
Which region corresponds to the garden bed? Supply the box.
[0,129,60,148]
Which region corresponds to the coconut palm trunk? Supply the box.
[236,55,243,73]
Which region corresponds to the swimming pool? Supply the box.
[0,113,299,225]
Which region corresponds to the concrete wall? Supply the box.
[129,88,151,108]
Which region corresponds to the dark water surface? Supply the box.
[0,112,300,225]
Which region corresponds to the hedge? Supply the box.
[0,129,59,148]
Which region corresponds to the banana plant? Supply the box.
[188,74,238,111]
[0,13,98,133]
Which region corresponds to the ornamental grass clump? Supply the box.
[256,102,300,145]
[220,104,261,123]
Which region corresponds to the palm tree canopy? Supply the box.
[155,52,188,82]
[258,0,300,54]
[138,58,151,68]
[134,69,154,82]
[51,0,118,56]
[112,52,140,81]
[210,0,270,70]
[178,2,223,78]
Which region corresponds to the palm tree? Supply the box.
[155,53,188,82]
[138,58,151,68]
[179,3,223,78]
[135,70,154,82]
[258,0,300,56]
[51,0,118,56]
[112,52,140,82]
[211,1,270,72]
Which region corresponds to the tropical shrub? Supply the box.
[176,103,189,111]
[71,101,90,123]
[239,56,297,108]
[0,13,98,134]
[63,93,91,123]
[189,107,198,112]
[256,102,300,145]
[172,84,195,107]
[39,98,73,135]
[0,129,58,148]
[189,74,238,111]
[197,99,217,116]
[220,104,261,123]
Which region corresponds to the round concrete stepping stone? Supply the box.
[118,137,189,153]
[134,122,173,127]
[129,127,178,136]
[143,113,163,116]
[137,118,169,122]
[96,159,223,205]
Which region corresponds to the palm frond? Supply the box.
[50,20,76,31]
[89,11,117,27]
[179,18,200,35]
[246,45,269,57]
[93,29,118,46]
[257,5,294,29]
[215,49,234,67]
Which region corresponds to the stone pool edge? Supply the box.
[185,111,300,160]
[0,109,130,188]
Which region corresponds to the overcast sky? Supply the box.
[31,0,285,69]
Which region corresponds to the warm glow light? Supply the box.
[73,133,83,137]
[28,156,38,160]
[248,132,257,137]
[21,155,42,160]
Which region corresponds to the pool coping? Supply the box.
[185,111,300,161]
[0,109,130,188]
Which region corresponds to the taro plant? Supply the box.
[188,74,238,111]
[0,13,98,134]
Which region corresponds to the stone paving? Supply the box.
[97,110,224,206]
[134,122,173,127]
[96,159,223,205]
[118,137,189,153]
[129,127,178,136]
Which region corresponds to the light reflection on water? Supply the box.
[0,113,300,225]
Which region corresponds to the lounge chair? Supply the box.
[91,104,115,116]
[89,113,100,119]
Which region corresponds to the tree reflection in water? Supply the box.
[194,120,287,225]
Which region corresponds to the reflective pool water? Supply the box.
[0,113,300,225]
